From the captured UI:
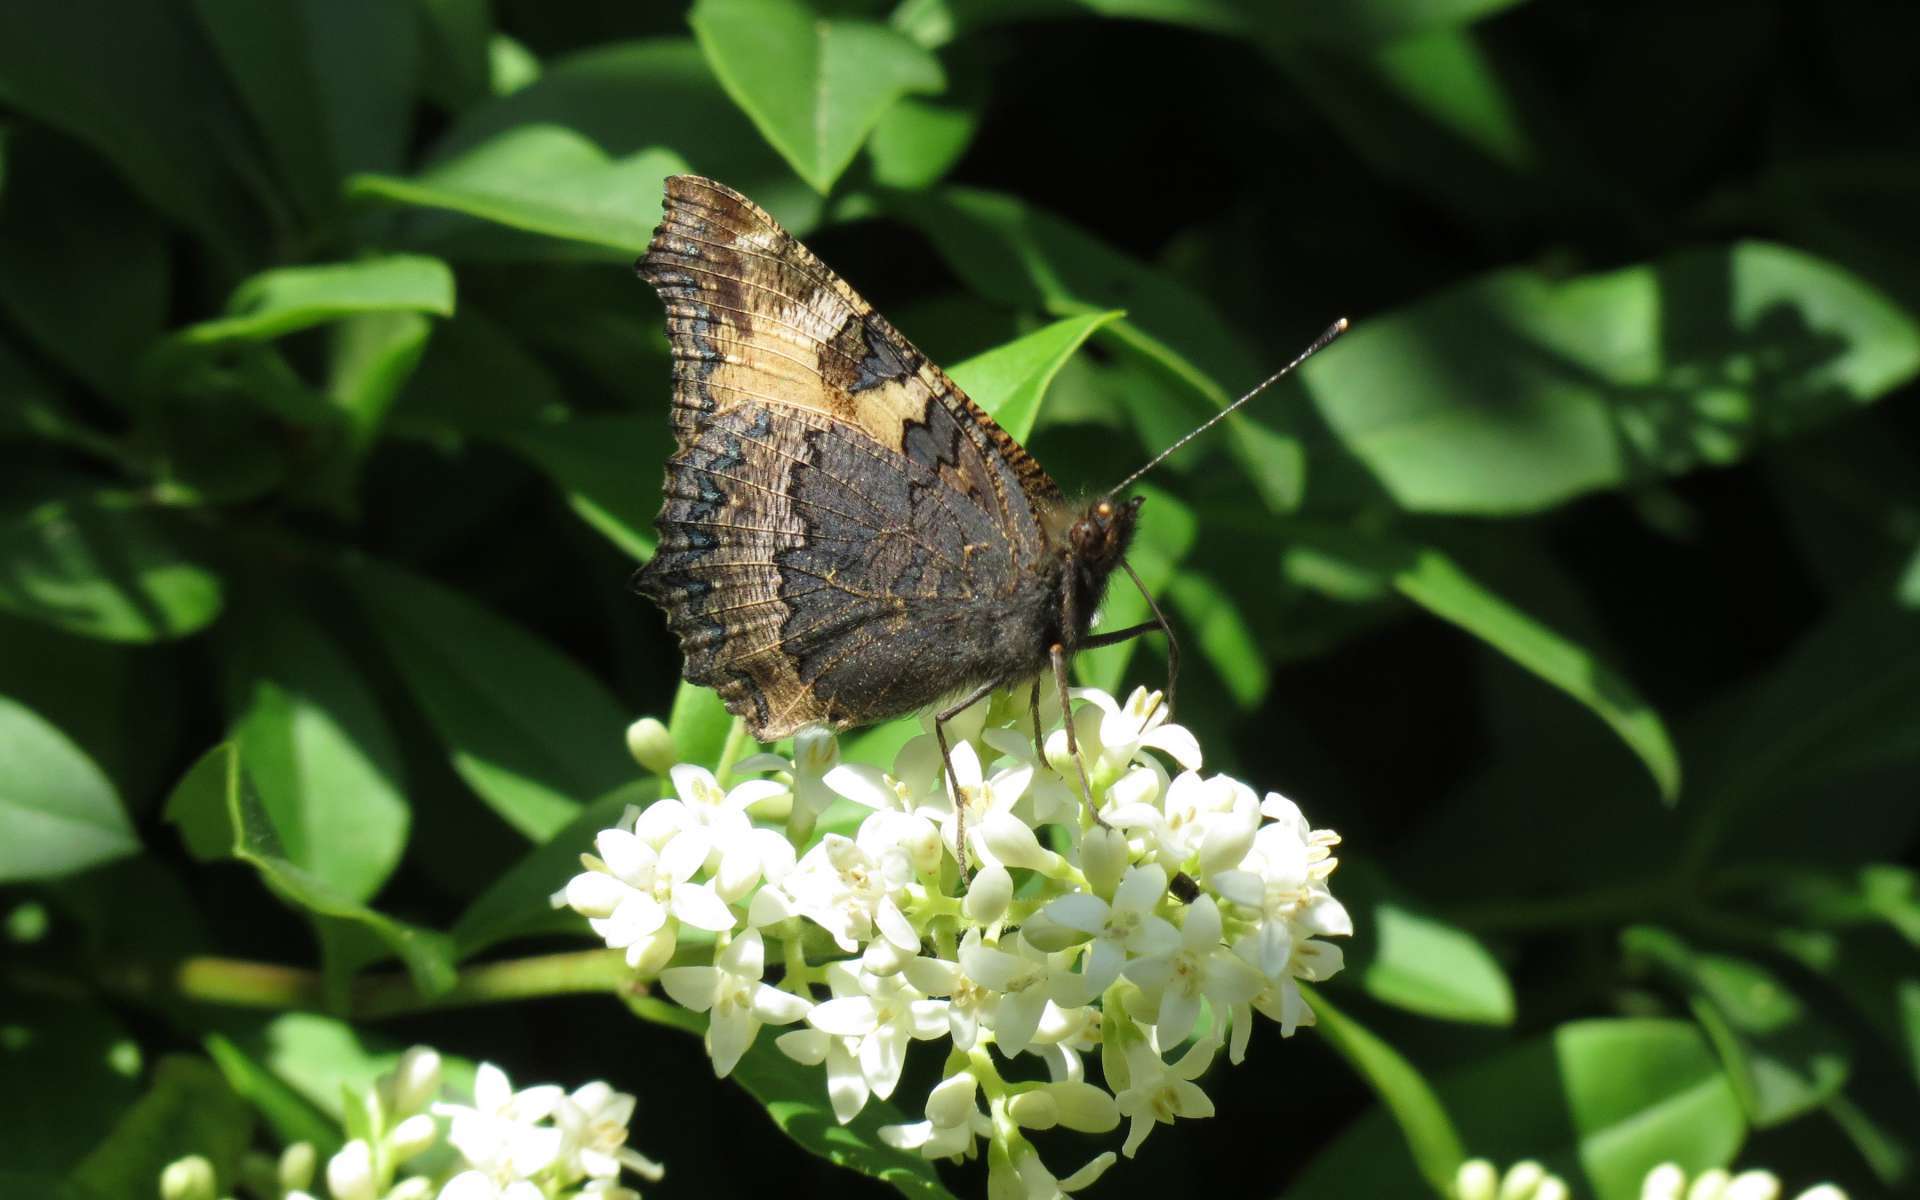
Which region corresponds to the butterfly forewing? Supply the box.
[635,176,1070,739]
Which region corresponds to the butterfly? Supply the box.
[632,175,1341,869]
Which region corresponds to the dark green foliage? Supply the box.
[1,1,1916,1197]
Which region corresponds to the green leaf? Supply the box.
[0,495,224,643]
[351,127,689,258]
[0,133,170,402]
[192,0,418,220]
[1291,1019,1746,1200]
[203,1033,342,1157]
[165,743,457,996]
[224,604,410,903]
[1165,569,1267,707]
[946,310,1124,443]
[0,993,143,1177]
[624,995,954,1198]
[1623,926,1851,1127]
[1338,860,1515,1024]
[423,39,824,236]
[670,678,739,771]
[328,312,434,455]
[349,561,632,839]
[691,0,944,194]
[65,1056,252,1200]
[0,693,136,882]
[1285,524,1682,803]
[1296,243,1920,514]
[167,255,455,348]
[0,0,265,263]
[889,187,1300,507]
[497,415,674,560]
[1302,985,1465,1194]
[240,1012,475,1131]
[452,783,650,958]
[865,90,979,189]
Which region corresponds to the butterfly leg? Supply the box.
[935,679,1003,882]
[1028,677,1044,760]
[1050,643,1096,811]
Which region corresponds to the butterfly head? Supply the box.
[1069,495,1144,572]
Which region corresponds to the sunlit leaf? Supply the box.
[0,693,136,882]
[0,495,223,643]
[690,0,944,194]
[947,310,1124,442]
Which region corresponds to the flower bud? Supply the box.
[1724,1172,1782,1200]
[386,1046,443,1116]
[980,812,1055,872]
[626,717,678,774]
[963,863,1012,924]
[1079,826,1129,898]
[1018,905,1088,953]
[1455,1159,1499,1200]
[387,1177,435,1200]
[925,1071,978,1127]
[1499,1161,1547,1200]
[1534,1178,1570,1200]
[159,1156,217,1200]
[325,1140,376,1200]
[1010,1081,1117,1133]
[862,935,913,977]
[278,1142,317,1192]
[387,1112,438,1162]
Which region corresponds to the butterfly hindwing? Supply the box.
[635,176,1068,739]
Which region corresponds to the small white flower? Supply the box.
[1049,686,1201,779]
[805,962,949,1105]
[637,765,793,903]
[564,825,737,966]
[763,832,916,954]
[959,931,1085,1056]
[878,1070,992,1160]
[434,1063,564,1185]
[436,1171,544,1200]
[1041,864,1179,997]
[1113,1039,1218,1157]
[659,930,812,1077]
[552,1080,665,1184]
[1005,1147,1117,1199]
[1123,893,1266,1045]
[931,740,1034,870]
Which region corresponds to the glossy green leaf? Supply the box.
[225,605,409,903]
[423,39,823,236]
[1302,985,1465,1194]
[168,255,455,347]
[691,0,945,194]
[1297,243,1920,514]
[65,1056,252,1200]
[0,693,136,882]
[1623,926,1850,1126]
[946,310,1124,442]
[328,311,434,455]
[452,782,650,958]
[1291,1019,1746,1200]
[865,91,979,189]
[624,995,954,1198]
[890,187,1302,507]
[0,1,264,261]
[1285,523,1681,802]
[1165,569,1268,707]
[165,743,457,996]
[1338,861,1515,1024]
[349,561,631,839]
[203,1033,342,1157]
[192,0,417,220]
[351,127,688,258]
[0,496,224,643]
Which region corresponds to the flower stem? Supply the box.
[119,949,639,1019]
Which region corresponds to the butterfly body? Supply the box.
[633,175,1143,741]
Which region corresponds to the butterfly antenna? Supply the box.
[1103,318,1349,500]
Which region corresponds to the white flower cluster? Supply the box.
[1454,1159,1850,1200]
[566,685,1351,1194]
[160,1049,662,1200]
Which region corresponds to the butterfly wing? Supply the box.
[635,175,1064,739]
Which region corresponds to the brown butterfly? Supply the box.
[632,175,1341,869]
